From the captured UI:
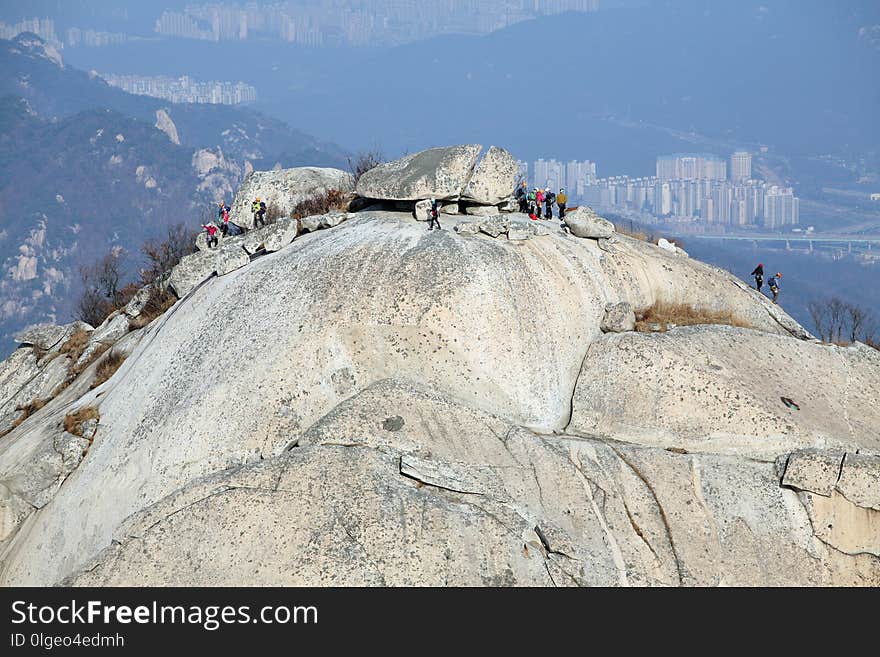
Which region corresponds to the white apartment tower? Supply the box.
[730,151,752,183]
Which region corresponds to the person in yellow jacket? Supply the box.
[556,188,568,219]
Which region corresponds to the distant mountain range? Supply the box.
[0,33,348,355]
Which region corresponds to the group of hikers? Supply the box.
[425,181,570,232]
[514,182,568,222]
[201,199,267,248]
[750,263,783,304]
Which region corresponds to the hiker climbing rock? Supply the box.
[751,263,764,291]
[557,188,568,220]
[252,197,267,228]
[767,272,782,303]
[202,222,219,249]
[427,198,442,231]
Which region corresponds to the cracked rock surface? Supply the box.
[0,209,877,586]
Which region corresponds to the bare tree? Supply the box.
[347,149,384,185]
[808,297,876,345]
[141,223,199,286]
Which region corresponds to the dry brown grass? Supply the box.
[0,397,50,438]
[128,286,176,331]
[68,343,110,380]
[91,350,126,388]
[58,327,91,363]
[635,301,751,332]
[289,189,350,220]
[63,405,100,438]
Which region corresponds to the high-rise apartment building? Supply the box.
[657,154,727,181]
[764,186,799,229]
[730,151,752,183]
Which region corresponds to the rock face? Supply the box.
[0,202,877,587]
[356,144,481,201]
[229,167,352,228]
[461,146,518,205]
[564,206,615,239]
[600,301,636,333]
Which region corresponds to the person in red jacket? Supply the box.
[201,222,219,249]
[535,188,545,219]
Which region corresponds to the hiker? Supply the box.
[535,188,545,219]
[544,187,556,220]
[201,222,219,249]
[527,188,537,219]
[767,272,782,303]
[515,181,528,213]
[217,201,230,236]
[252,197,267,228]
[750,263,764,291]
[557,188,568,219]
[427,198,442,231]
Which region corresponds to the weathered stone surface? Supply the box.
[658,238,679,253]
[298,215,322,233]
[465,205,501,217]
[837,453,880,510]
[356,144,481,201]
[461,146,518,205]
[564,206,615,239]
[600,301,636,333]
[89,313,130,346]
[64,381,880,586]
[454,222,481,236]
[414,199,432,222]
[478,215,508,237]
[123,286,152,318]
[14,324,68,350]
[782,449,846,496]
[441,203,460,215]
[169,244,250,297]
[570,326,880,459]
[230,167,352,228]
[1,211,874,587]
[241,218,299,255]
[507,225,531,241]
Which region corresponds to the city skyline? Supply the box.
[101,73,258,105]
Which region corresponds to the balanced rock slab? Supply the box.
[461,146,518,205]
[356,144,481,201]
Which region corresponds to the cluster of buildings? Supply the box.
[102,74,257,105]
[582,152,800,230]
[522,159,599,196]
[0,17,129,48]
[0,17,60,46]
[154,0,599,47]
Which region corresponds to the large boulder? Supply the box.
[356,145,481,201]
[461,146,518,205]
[66,381,880,586]
[2,211,875,588]
[569,326,880,459]
[229,167,352,229]
[169,243,250,297]
[564,206,615,239]
[600,301,636,333]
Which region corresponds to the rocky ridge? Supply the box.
[0,145,877,586]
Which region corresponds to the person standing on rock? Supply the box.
[527,188,537,219]
[428,198,442,231]
[201,222,219,249]
[557,188,568,220]
[751,263,764,292]
[767,272,782,303]
[544,188,556,220]
[217,201,230,236]
[535,188,545,219]
[252,197,267,228]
